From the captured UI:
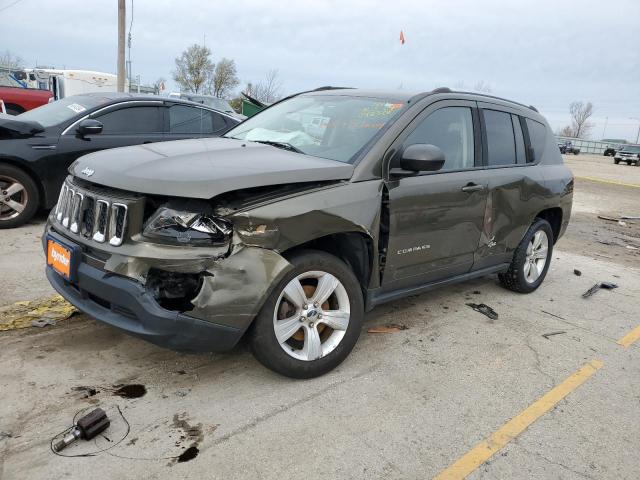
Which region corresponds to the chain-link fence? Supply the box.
[555,136,627,155]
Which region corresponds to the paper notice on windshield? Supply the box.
[67,103,86,114]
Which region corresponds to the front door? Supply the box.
[56,103,165,172]
[382,100,490,291]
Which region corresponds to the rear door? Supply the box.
[382,100,492,291]
[473,103,547,269]
[165,104,233,141]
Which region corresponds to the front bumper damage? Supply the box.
[44,224,293,352]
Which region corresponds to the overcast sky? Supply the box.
[3,0,639,140]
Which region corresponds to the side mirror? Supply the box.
[398,144,446,172]
[77,119,103,136]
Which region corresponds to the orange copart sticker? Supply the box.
[47,239,71,278]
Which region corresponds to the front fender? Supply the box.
[229,180,383,252]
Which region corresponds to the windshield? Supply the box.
[17,96,109,128]
[621,146,640,153]
[225,95,405,163]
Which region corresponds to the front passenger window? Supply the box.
[404,107,475,171]
[96,106,163,134]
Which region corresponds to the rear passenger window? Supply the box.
[404,107,475,171]
[512,115,526,164]
[169,105,213,134]
[483,110,516,166]
[525,118,547,163]
[211,112,228,133]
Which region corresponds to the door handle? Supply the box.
[461,183,485,193]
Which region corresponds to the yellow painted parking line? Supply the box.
[617,326,640,348]
[575,176,640,189]
[433,359,604,480]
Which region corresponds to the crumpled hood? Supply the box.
[70,137,354,198]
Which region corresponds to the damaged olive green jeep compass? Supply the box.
[44,87,573,378]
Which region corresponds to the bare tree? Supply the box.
[452,80,492,93]
[0,50,23,69]
[569,101,594,139]
[558,125,574,137]
[473,80,492,93]
[246,69,283,103]
[210,58,239,98]
[173,44,214,94]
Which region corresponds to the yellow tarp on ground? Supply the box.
[0,295,77,331]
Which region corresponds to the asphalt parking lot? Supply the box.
[1,154,639,480]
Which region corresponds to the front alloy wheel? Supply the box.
[274,271,350,361]
[0,165,39,229]
[250,250,363,378]
[0,175,28,221]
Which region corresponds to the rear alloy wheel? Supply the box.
[0,165,39,229]
[499,218,553,293]
[250,250,363,378]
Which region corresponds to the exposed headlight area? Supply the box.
[143,203,232,246]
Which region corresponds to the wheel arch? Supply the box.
[535,207,562,244]
[281,231,374,297]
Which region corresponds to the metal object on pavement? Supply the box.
[53,408,110,452]
[582,282,618,298]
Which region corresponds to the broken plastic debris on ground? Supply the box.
[0,295,77,331]
[466,303,499,320]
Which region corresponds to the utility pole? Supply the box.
[117,0,126,92]
[631,118,640,145]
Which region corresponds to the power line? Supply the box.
[0,0,23,13]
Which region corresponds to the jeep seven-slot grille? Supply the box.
[54,183,128,246]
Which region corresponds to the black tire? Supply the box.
[614,159,620,164]
[626,161,631,165]
[499,218,554,294]
[5,105,24,116]
[249,249,364,379]
[0,163,40,229]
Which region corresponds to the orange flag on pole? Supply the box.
[399,30,406,45]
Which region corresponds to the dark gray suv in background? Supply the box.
[44,87,573,378]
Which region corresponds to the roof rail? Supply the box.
[312,86,354,92]
[449,90,541,114]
